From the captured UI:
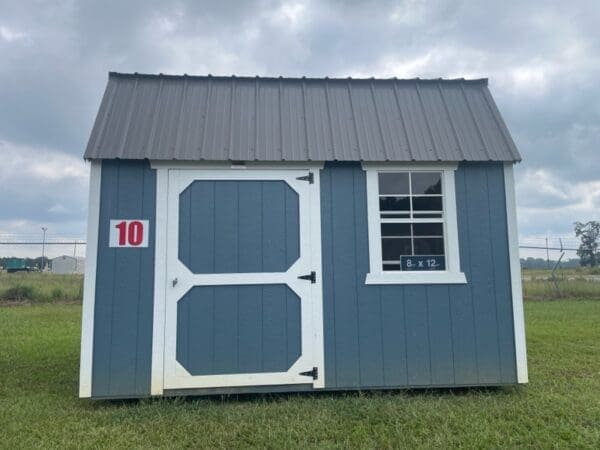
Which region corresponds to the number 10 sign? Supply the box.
[109,220,149,248]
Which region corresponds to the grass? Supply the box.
[523,266,600,278]
[1,269,599,304]
[523,279,600,300]
[522,267,600,300]
[0,301,599,448]
[0,272,83,303]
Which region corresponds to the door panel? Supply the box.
[178,180,299,273]
[162,168,324,390]
[176,284,301,376]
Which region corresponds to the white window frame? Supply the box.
[362,163,467,285]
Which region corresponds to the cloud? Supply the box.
[0,0,598,256]
[0,24,29,43]
[515,165,600,241]
[0,140,88,224]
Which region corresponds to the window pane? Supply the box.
[413,237,444,255]
[382,238,412,260]
[379,196,410,212]
[412,212,443,218]
[378,173,409,195]
[413,223,444,237]
[383,263,400,271]
[411,172,442,195]
[412,196,443,211]
[381,223,411,237]
[380,212,411,218]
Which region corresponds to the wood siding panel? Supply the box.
[321,162,517,388]
[486,165,517,382]
[176,285,301,375]
[449,167,479,384]
[465,165,502,383]
[178,180,299,274]
[92,160,156,398]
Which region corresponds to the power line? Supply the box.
[519,245,578,251]
[0,242,86,245]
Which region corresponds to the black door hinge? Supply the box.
[299,367,318,380]
[298,271,316,283]
[296,172,314,184]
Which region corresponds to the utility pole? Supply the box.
[546,236,550,270]
[73,240,78,273]
[41,227,47,271]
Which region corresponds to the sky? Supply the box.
[0,0,598,259]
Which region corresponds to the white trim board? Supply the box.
[150,161,325,170]
[79,161,102,398]
[150,167,169,395]
[504,163,528,383]
[361,163,466,285]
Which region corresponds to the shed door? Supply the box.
[162,168,324,390]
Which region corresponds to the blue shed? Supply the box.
[79,73,527,399]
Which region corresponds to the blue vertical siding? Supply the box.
[321,162,516,388]
[89,158,516,398]
[176,284,301,375]
[92,160,155,398]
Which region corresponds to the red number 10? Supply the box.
[115,220,144,246]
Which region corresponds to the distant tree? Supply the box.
[574,221,600,267]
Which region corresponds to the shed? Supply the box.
[51,255,85,274]
[79,72,527,399]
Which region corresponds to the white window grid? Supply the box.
[377,170,448,270]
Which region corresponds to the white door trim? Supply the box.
[150,160,325,170]
[151,167,324,392]
[150,167,169,395]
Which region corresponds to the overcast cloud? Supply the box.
[0,0,598,256]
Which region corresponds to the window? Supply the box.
[364,164,466,285]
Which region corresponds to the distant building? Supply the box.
[50,255,85,274]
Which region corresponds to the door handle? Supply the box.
[172,277,178,287]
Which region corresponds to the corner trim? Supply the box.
[79,160,102,398]
[504,162,528,383]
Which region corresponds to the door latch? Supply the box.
[172,277,178,287]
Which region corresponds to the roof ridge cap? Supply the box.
[107,71,488,84]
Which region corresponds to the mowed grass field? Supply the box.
[0,272,599,447]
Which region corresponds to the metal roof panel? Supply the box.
[84,73,521,162]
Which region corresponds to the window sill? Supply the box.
[365,271,467,285]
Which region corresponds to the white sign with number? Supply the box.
[109,219,149,248]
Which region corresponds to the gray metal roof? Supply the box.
[84,72,521,162]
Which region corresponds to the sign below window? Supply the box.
[109,220,149,248]
[400,255,445,271]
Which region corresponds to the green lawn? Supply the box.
[1,301,599,448]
